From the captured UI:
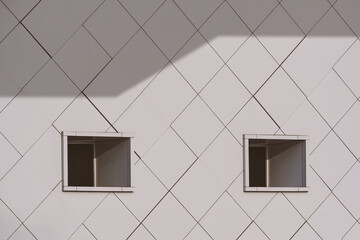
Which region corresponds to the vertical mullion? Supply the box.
[266,146,270,187]
[93,142,97,187]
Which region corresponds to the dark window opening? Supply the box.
[62,132,134,192]
[244,135,308,192]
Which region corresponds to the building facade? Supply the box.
[0,0,360,239]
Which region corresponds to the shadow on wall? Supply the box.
[0,0,359,97]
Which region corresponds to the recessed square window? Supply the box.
[62,132,134,192]
[243,134,308,192]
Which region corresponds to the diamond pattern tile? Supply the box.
[1,0,360,239]
[291,223,321,240]
[335,101,360,158]
[23,0,102,55]
[0,133,21,179]
[84,30,167,123]
[172,96,223,156]
[310,131,356,189]
[185,225,211,240]
[24,187,81,240]
[21,60,80,122]
[133,63,196,124]
[281,100,330,153]
[112,88,169,157]
[119,0,165,26]
[334,162,360,219]
[227,173,275,220]
[0,1,17,42]
[69,225,96,240]
[171,159,224,221]
[84,0,139,57]
[174,0,223,28]
[143,128,196,189]
[255,194,304,240]
[228,35,278,94]
[127,225,155,240]
[144,0,196,59]
[281,0,330,34]
[0,24,48,89]
[282,36,332,96]
[228,98,279,145]
[285,168,331,219]
[53,94,110,133]
[172,32,223,93]
[238,222,268,240]
[306,8,356,66]
[0,127,61,221]
[308,194,355,240]
[200,65,251,125]
[199,129,242,189]
[334,39,360,98]
[0,199,21,240]
[116,161,167,220]
[227,0,278,31]
[59,191,111,228]
[256,68,305,126]
[143,193,196,240]
[0,68,20,112]
[54,27,110,91]
[255,4,304,63]
[334,0,360,37]
[25,184,106,240]
[0,92,53,155]
[200,193,251,239]
[238,222,269,240]
[200,2,251,61]
[343,223,360,240]
[85,194,138,240]
[9,225,36,240]
[309,70,356,127]
[2,0,39,20]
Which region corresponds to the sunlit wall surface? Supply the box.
[1,0,360,239]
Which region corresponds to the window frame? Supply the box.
[243,134,309,192]
[62,131,134,192]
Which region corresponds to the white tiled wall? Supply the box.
[0,0,359,239]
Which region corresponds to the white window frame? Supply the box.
[62,131,134,192]
[243,134,309,192]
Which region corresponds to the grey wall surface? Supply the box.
[0,0,360,239]
[268,141,305,187]
[96,138,131,187]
